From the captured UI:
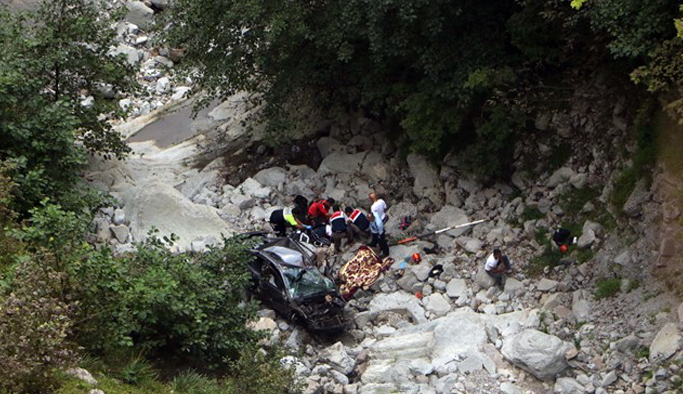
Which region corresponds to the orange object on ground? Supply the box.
[412,252,421,263]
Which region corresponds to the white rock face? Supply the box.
[547,167,575,188]
[649,323,681,362]
[367,292,427,324]
[253,167,287,188]
[360,308,536,392]
[123,182,234,251]
[537,278,558,292]
[406,153,442,205]
[446,278,467,299]
[424,293,451,318]
[111,43,142,65]
[125,1,154,30]
[429,205,469,237]
[554,377,585,394]
[318,151,367,175]
[321,342,356,375]
[501,329,572,381]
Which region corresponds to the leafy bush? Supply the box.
[0,253,77,393]
[594,277,622,299]
[226,347,302,394]
[70,234,261,367]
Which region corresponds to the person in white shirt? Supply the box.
[485,249,511,287]
[369,193,387,223]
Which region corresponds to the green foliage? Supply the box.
[527,245,561,277]
[118,357,159,386]
[521,206,545,222]
[561,187,600,217]
[171,371,223,394]
[70,233,261,366]
[0,2,135,214]
[226,347,302,394]
[582,0,679,59]
[0,253,77,393]
[594,277,622,299]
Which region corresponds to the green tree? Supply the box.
[0,1,136,213]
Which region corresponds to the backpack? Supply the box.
[400,215,413,231]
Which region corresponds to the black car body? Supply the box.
[246,235,345,332]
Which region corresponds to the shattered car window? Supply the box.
[282,267,335,298]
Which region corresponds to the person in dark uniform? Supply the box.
[344,206,370,241]
[329,205,353,253]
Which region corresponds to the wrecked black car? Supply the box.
[245,234,345,332]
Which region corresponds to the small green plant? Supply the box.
[171,370,222,394]
[573,248,595,264]
[118,357,158,386]
[526,245,561,276]
[594,277,622,299]
[561,187,600,217]
[520,206,545,222]
[626,279,641,292]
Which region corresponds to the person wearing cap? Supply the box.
[269,206,310,237]
[484,248,512,287]
[368,212,390,258]
[308,197,336,227]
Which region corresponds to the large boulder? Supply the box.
[424,293,451,318]
[554,377,585,394]
[125,1,154,30]
[623,179,649,217]
[321,342,356,375]
[446,278,467,299]
[649,323,681,362]
[123,182,234,251]
[253,167,287,188]
[317,137,344,157]
[367,292,427,324]
[406,153,442,205]
[110,43,142,66]
[238,177,271,199]
[429,205,469,237]
[361,308,536,392]
[547,167,575,188]
[318,151,367,175]
[475,267,495,289]
[501,329,572,381]
[385,202,419,236]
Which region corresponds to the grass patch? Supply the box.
[626,278,640,292]
[573,248,594,264]
[561,187,600,217]
[527,245,562,276]
[57,373,168,394]
[546,143,572,173]
[520,206,545,222]
[594,277,622,299]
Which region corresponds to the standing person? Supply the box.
[308,198,335,227]
[484,248,512,288]
[367,212,390,258]
[269,207,309,237]
[330,205,353,253]
[369,193,388,225]
[345,206,370,240]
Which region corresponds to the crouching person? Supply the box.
[269,206,308,237]
[345,206,370,241]
[330,205,353,253]
[484,248,511,288]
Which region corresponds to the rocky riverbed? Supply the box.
[78,2,683,393]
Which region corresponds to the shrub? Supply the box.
[594,277,622,299]
[0,253,77,393]
[226,347,302,394]
[70,234,262,367]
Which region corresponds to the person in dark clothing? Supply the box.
[269,207,309,237]
[293,195,309,221]
[367,212,389,258]
[344,206,370,240]
[330,205,353,253]
[552,228,577,253]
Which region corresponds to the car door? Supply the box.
[259,263,290,316]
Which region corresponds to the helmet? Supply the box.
[560,244,568,253]
[412,252,421,263]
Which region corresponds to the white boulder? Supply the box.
[501,329,572,381]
